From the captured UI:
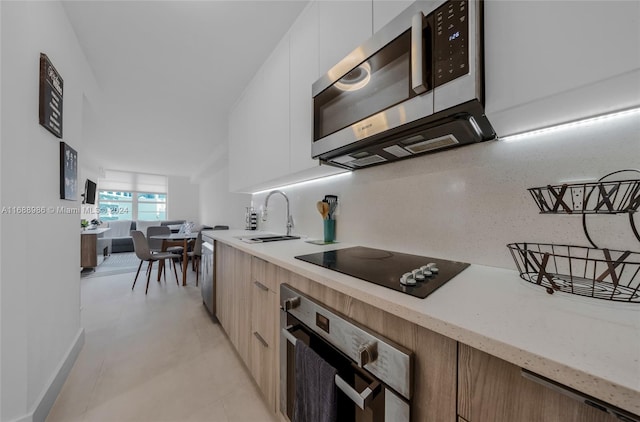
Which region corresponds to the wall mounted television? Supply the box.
[83,179,97,204]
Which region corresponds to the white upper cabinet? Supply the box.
[484,1,640,137]
[229,80,257,192]
[289,2,320,174]
[373,0,413,32]
[233,1,387,192]
[229,36,290,192]
[257,35,291,183]
[318,1,373,76]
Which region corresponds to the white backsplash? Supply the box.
[254,112,640,269]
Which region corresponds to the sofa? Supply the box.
[103,219,187,253]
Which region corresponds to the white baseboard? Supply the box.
[8,328,85,422]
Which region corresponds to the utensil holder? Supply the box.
[323,219,335,243]
[245,207,258,230]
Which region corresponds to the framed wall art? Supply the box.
[39,53,63,138]
[60,142,77,200]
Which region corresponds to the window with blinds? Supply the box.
[97,170,168,221]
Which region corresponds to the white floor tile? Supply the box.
[47,265,277,422]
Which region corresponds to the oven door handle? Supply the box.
[282,327,382,410]
[334,375,381,410]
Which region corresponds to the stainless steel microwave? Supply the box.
[312,0,496,169]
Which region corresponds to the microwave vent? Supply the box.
[405,134,459,154]
[336,154,387,167]
[383,145,412,158]
[352,154,387,167]
[330,154,357,165]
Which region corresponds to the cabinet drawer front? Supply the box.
[250,330,277,412]
[251,283,277,346]
[458,344,621,422]
[251,256,278,291]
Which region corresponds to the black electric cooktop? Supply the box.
[295,246,469,299]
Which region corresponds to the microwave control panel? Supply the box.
[434,0,469,87]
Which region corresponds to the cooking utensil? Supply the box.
[316,201,329,220]
[322,202,330,219]
[324,195,338,219]
[328,201,338,219]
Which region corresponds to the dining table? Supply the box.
[150,232,198,286]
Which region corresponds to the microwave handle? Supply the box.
[411,12,427,94]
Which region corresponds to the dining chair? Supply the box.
[146,225,183,254]
[148,225,186,281]
[187,231,203,286]
[131,231,181,294]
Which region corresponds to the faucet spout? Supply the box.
[263,190,293,236]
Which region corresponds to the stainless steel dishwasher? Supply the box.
[280,284,413,421]
[200,236,215,315]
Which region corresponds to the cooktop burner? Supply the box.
[295,246,469,299]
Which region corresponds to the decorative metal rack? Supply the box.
[507,243,640,303]
[510,170,640,302]
[528,179,640,215]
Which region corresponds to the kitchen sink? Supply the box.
[251,235,300,242]
[236,234,301,243]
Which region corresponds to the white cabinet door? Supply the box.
[229,36,290,192]
[373,0,412,32]
[228,90,253,192]
[255,35,291,183]
[318,0,373,76]
[230,2,363,192]
[290,2,320,174]
[484,1,640,137]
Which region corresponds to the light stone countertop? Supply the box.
[202,229,640,416]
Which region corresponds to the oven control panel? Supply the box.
[316,312,330,333]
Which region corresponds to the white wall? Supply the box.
[199,162,250,229]
[0,1,100,420]
[167,175,199,223]
[255,112,640,269]
[78,96,102,222]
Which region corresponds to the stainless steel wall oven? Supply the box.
[280,284,413,421]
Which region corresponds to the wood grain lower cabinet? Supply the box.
[216,249,279,412]
[232,249,252,364]
[215,243,252,363]
[215,242,234,332]
[458,344,618,422]
[215,244,633,422]
[250,257,279,412]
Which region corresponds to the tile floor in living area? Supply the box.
[47,260,279,422]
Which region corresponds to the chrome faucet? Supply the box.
[263,190,294,236]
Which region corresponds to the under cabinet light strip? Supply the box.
[252,107,638,194]
[251,171,352,195]
[501,107,640,143]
